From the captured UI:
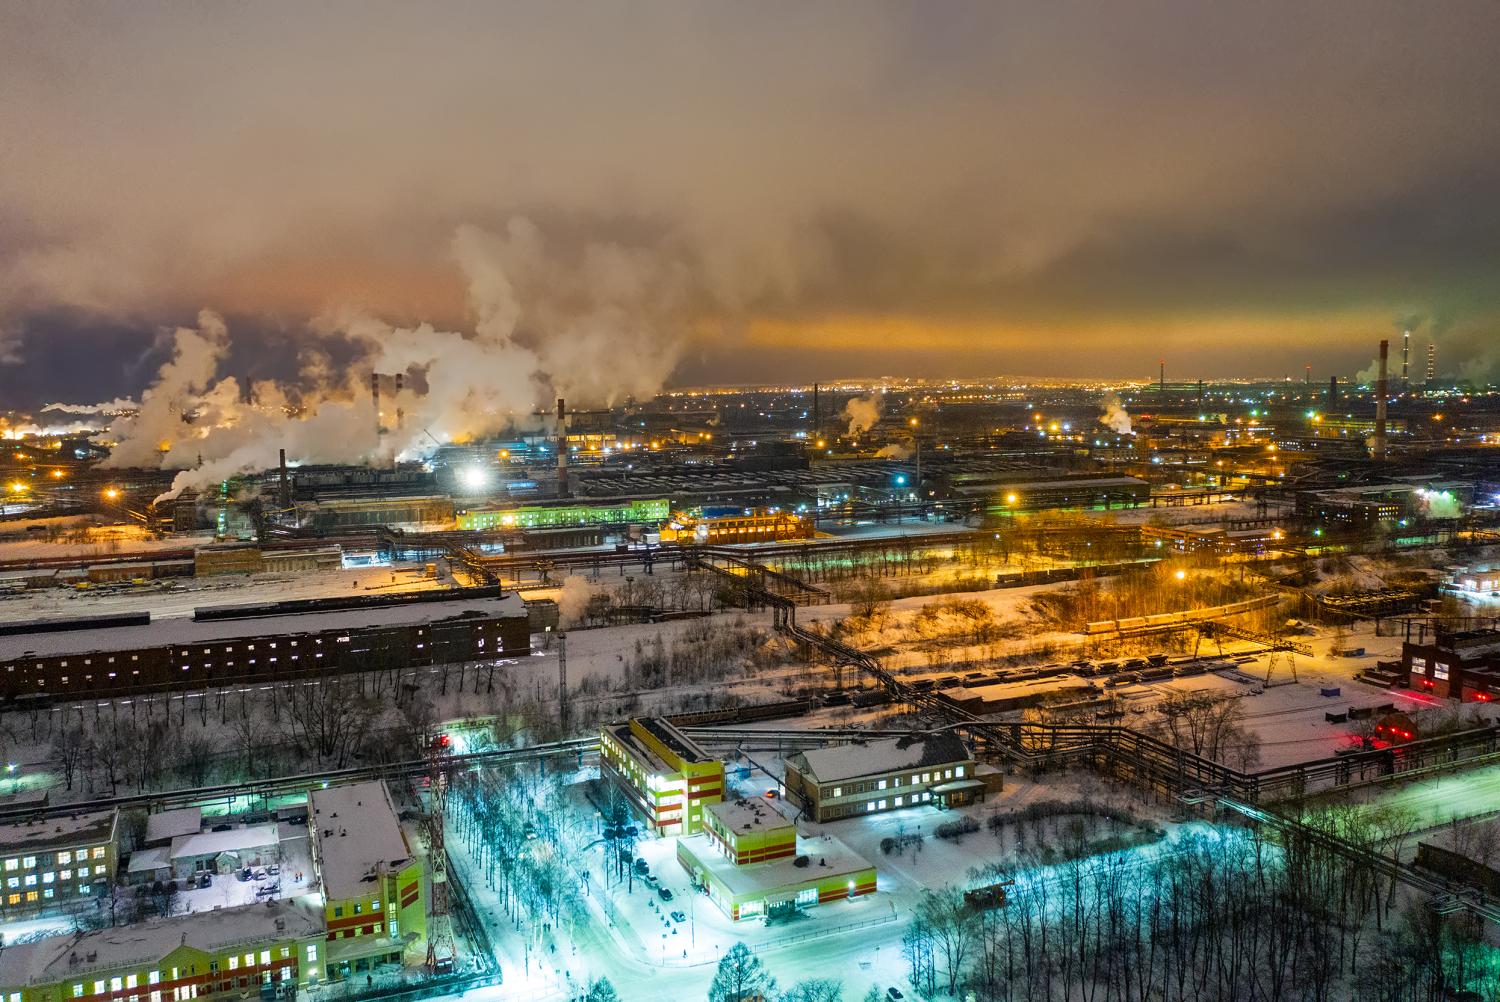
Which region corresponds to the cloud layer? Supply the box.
[3,1,1500,401]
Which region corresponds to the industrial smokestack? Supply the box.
[1304,365,1311,386]
[1197,378,1204,404]
[1159,360,1165,393]
[1426,343,1436,384]
[393,373,404,431]
[555,398,569,498]
[278,448,290,508]
[1401,330,1410,383]
[371,373,382,436]
[1374,340,1388,462]
[1328,375,1338,407]
[811,383,820,436]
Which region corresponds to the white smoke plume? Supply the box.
[873,443,911,460]
[556,574,594,627]
[42,398,138,415]
[842,393,882,437]
[1419,489,1463,519]
[1099,393,1133,435]
[1354,357,1382,386]
[101,219,699,500]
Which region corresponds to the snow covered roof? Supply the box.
[707,797,793,835]
[0,591,526,662]
[309,781,411,902]
[0,899,324,987]
[0,809,116,852]
[787,734,972,785]
[678,832,872,900]
[126,845,171,874]
[169,824,278,861]
[144,808,201,846]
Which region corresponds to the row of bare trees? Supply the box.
[900,816,1491,1002]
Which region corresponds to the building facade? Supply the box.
[0,899,324,1002]
[308,782,427,980]
[0,591,529,702]
[455,498,670,531]
[0,810,117,920]
[599,717,724,837]
[676,798,876,922]
[1403,628,1500,701]
[784,734,981,823]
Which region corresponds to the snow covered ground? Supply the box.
[444,763,1198,1002]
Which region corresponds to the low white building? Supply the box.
[170,824,280,879]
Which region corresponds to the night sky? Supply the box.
[3,1,1500,407]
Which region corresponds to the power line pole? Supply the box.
[558,632,569,735]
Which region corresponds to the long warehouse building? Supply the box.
[0,588,529,702]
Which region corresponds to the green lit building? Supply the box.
[456,497,670,531]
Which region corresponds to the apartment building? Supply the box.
[0,810,118,919]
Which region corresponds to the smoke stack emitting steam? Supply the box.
[556,398,568,498]
[101,218,694,503]
[1373,339,1388,462]
[842,394,882,437]
[1099,393,1133,435]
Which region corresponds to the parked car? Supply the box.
[238,867,253,882]
[252,867,268,881]
[670,911,686,923]
[633,858,649,876]
[888,989,905,1000]
[196,872,212,889]
[266,864,280,876]
[658,887,674,902]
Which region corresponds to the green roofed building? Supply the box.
[455,497,670,531]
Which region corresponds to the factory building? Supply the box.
[599,717,725,837]
[675,797,876,922]
[1294,481,1472,528]
[783,734,983,823]
[0,810,118,919]
[455,497,669,531]
[1403,628,1500,702]
[0,589,529,702]
[659,509,813,545]
[941,474,1149,513]
[0,899,326,1002]
[297,496,454,533]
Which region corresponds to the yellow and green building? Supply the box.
[456,497,670,531]
[0,899,324,1002]
[308,782,427,980]
[599,717,724,837]
[677,797,877,922]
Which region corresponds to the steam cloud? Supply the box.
[873,443,911,460]
[102,219,699,500]
[42,399,137,415]
[842,394,883,437]
[1099,393,1133,435]
[557,575,594,627]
